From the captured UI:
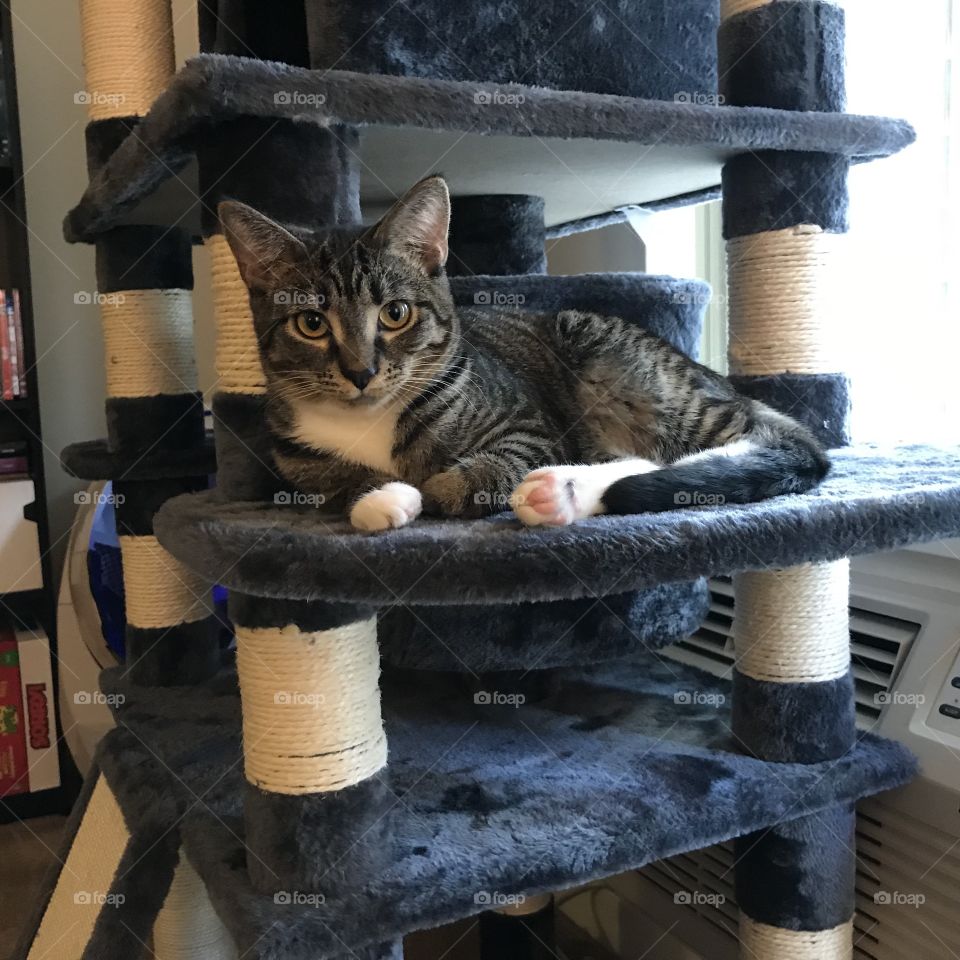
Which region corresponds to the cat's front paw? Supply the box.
[350,482,422,532]
[511,469,582,527]
[421,469,474,517]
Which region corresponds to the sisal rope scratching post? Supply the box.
[209,234,267,395]
[734,560,850,684]
[153,854,237,960]
[236,619,387,794]
[119,535,211,630]
[79,0,175,120]
[740,917,852,960]
[726,225,841,375]
[101,290,197,397]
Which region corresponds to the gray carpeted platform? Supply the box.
[154,444,960,605]
[94,655,913,960]
[65,55,915,241]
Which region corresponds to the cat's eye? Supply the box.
[379,300,413,330]
[292,311,329,339]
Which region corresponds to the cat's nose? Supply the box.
[341,365,378,391]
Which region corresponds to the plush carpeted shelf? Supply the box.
[65,55,915,241]
[154,444,960,605]
[95,655,914,960]
[61,436,217,481]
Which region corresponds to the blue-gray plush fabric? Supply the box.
[307,0,718,100]
[92,655,914,960]
[721,151,849,239]
[154,444,960,606]
[61,436,217,481]
[448,195,546,276]
[64,55,915,242]
[729,372,851,448]
[732,670,856,763]
[735,805,856,931]
[720,1,846,112]
[379,582,709,671]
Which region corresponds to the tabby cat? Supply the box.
[219,175,829,532]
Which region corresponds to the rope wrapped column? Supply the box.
[230,594,394,894]
[76,0,219,687]
[721,2,856,958]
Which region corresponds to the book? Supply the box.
[7,291,20,398]
[15,627,60,793]
[0,439,27,477]
[0,289,9,401]
[0,627,28,797]
[12,290,25,398]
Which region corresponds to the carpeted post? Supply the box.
[448,195,547,276]
[721,4,856,956]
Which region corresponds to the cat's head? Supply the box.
[219,175,456,408]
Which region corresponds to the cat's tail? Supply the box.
[601,418,830,516]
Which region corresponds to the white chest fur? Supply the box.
[290,399,401,475]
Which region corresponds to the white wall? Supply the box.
[12,0,103,582]
[11,0,206,584]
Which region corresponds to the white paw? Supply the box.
[510,461,660,527]
[350,482,422,532]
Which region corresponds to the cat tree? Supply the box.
[16,1,960,958]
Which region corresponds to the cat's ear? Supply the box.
[218,201,307,292]
[373,175,450,276]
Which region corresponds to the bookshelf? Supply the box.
[0,1,76,822]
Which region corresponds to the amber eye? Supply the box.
[378,300,412,330]
[292,311,329,339]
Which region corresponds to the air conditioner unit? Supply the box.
[559,541,960,960]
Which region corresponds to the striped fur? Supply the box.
[219,177,828,524]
